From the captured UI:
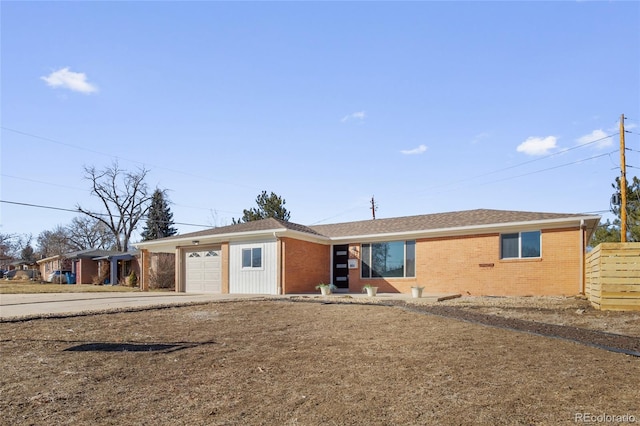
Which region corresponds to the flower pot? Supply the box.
[320,286,331,296]
[365,286,378,297]
[411,287,424,298]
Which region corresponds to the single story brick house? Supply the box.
[37,249,140,285]
[134,209,600,296]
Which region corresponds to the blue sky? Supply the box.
[1,1,639,241]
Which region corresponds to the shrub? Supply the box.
[149,253,175,290]
[92,264,110,285]
[128,271,138,287]
[52,274,66,284]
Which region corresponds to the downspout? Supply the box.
[579,219,585,295]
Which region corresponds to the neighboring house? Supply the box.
[3,259,40,279]
[37,255,73,280]
[91,251,140,285]
[37,249,140,285]
[134,209,601,297]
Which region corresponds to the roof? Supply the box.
[309,209,597,238]
[93,250,139,261]
[135,209,601,252]
[154,217,324,242]
[64,249,122,259]
[38,249,137,263]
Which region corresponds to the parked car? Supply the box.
[47,270,72,283]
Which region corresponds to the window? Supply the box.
[242,247,262,268]
[361,241,416,278]
[501,231,541,259]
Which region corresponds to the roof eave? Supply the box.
[328,215,602,242]
[134,227,290,252]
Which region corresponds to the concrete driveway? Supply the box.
[0,292,264,320]
[0,291,460,321]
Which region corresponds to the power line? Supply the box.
[470,152,616,187]
[2,174,89,192]
[412,132,619,195]
[1,174,243,217]
[1,126,263,221]
[0,200,211,228]
[1,126,260,191]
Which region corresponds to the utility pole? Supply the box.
[620,114,627,242]
[370,196,377,220]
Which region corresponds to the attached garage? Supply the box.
[184,248,222,293]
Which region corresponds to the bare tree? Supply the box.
[67,216,116,251]
[78,162,153,252]
[0,232,18,259]
[37,226,73,258]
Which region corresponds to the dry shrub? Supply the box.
[92,263,110,285]
[15,270,39,281]
[51,275,66,284]
[149,253,175,290]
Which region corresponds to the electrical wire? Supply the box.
[412,132,619,195]
[472,152,615,187]
[0,200,211,228]
[2,125,635,227]
[1,126,261,191]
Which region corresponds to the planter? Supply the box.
[319,286,332,296]
[411,287,424,298]
[364,286,378,297]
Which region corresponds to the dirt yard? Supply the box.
[1,298,638,425]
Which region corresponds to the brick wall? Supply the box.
[281,237,330,293]
[76,258,100,284]
[347,227,582,296]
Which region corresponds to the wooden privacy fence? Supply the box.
[585,242,640,311]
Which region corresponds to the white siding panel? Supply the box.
[229,239,278,294]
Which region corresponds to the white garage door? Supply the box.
[185,249,221,293]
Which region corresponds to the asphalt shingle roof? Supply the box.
[151,209,596,243]
[308,209,592,238]
[158,217,324,241]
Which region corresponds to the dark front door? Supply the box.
[332,244,349,289]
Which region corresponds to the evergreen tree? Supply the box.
[141,189,178,241]
[590,176,640,246]
[233,191,291,223]
[21,244,36,263]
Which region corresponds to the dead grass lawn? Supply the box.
[0,281,139,294]
[1,300,638,425]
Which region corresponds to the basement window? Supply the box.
[500,231,541,259]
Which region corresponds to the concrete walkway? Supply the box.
[0,291,460,321]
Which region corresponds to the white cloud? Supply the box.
[341,111,366,123]
[516,136,557,156]
[576,129,612,149]
[400,144,428,155]
[471,132,490,144]
[41,67,98,94]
